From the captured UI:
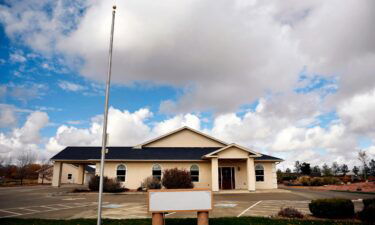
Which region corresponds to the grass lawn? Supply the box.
[0,217,360,225]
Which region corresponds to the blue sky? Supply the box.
[0,0,374,169]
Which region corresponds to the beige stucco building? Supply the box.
[51,127,282,191]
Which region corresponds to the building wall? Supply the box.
[96,161,212,190]
[95,160,278,190]
[144,129,225,148]
[254,162,278,189]
[217,146,249,158]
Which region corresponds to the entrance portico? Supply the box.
[206,144,259,192]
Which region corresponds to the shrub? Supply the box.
[298,176,311,186]
[72,188,90,193]
[89,175,105,191]
[278,207,304,218]
[310,177,324,186]
[359,199,375,223]
[141,176,161,190]
[162,168,193,189]
[322,177,340,185]
[282,175,297,181]
[363,198,375,208]
[309,198,354,218]
[88,175,125,192]
[342,175,351,184]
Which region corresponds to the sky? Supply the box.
[0,0,375,169]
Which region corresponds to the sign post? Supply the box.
[148,189,212,225]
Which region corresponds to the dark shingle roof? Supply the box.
[255,153,283,161]
[51,147,221,161]
[51,146,283,161]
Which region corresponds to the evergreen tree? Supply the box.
[340,164,349,176]
[352,166,360,176]
[294,161,301,174]
[300,162,311,175]
[322,163,332,176]
[331,162,340,176]
[311,165,321,177]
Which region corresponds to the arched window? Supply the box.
[152,164,162,180]
[190,165,199,182]
[116,164,126,182]
[255,164,264,182]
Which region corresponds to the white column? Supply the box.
[52,162,63,187]
[247,158,256,191]
[211,158,219,192]
[77,165,85,185]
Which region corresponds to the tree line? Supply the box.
[0,150,52,185]
[278,150,375,179]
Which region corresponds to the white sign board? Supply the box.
[148,189,212,212]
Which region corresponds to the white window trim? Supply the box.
[116,164,127,182]
[152,164,162,180]
[190,164,200,182]
[255,164,264,182]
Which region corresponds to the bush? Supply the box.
[88,175,126,192]
[162,168,193,189]
[298,176,311,186]
[309,198,354,218]
[278,207,304,218]
[141,176,161,190]
[322,177,340,185]
[363,198,375,208]
[359,199,375,223]
[310,177,324,186]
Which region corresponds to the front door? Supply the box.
[219,167,235,189]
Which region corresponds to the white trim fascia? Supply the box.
[133,126,229,148]
[203,143,262,158]
[254,159,283,162]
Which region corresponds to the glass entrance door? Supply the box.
[218,167,235,189]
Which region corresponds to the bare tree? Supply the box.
[39,163,53,184]
[16,150,36,185]
[358,150,369,180]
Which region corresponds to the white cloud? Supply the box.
[1,0,375,169]
[58,80,86,92]
[0,104,17,128]
[0,111,49,161]
[9,51,26,63]
[46,107,153,152]
[1,0,374,113]
[3,82,48,102]
[43,104,373,169]
[337,88,375,136]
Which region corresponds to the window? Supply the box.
[190,165,199,182]
[116,164,126,182]
[67,174,72,180]
[152,164,162,180]
[255,164,264,182]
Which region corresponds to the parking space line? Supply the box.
[0,209,22,215]
[18,208,40,212]
[237,201,262,217]
[0,201,100,219]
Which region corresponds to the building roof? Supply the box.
[51,146,282,161]
[255,153,282,161]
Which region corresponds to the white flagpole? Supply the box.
[97,5,116,225]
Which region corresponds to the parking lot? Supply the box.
[0,185,371,219]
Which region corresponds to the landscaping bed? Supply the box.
[0,217,361,225]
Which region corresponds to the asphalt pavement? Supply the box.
[0,185,373,219]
